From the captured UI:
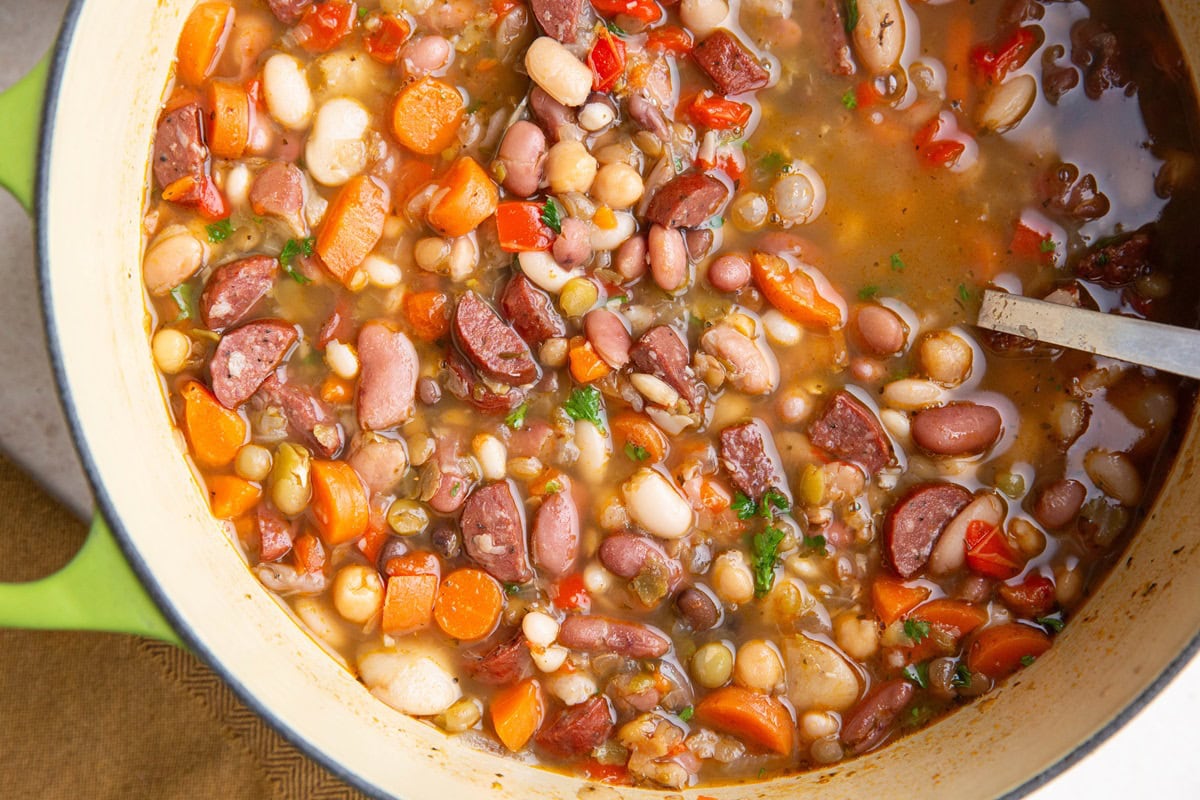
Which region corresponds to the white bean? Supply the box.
[882,378,946,411]
[332,564,385,624]
[589,210,637,251]
[622,467,694,539]
[853,0,905,75]
[521,610,560,648]
[762,310,803,346]
[591,162,645,209]
[546,140,597,194]
[919,330,973,386]
[363,254,403,288]
[525,37,593,107]
[574,419,611,478]
[546,671,597,705]
[711,551,755,605]
[518,250,579,293]
[531,643,569,673]
[324,340,359,380]
[143,225,207,296]
[629,373,680,408]
[263,53,314,130]
[929,492,1006,575]
[472,433,508,481]
[305,97,370,186]
[681,0,729,37]
[978,74,1037,133]
[1084,449,1143,507]
[222,163,252,209]
[359,646,462,715]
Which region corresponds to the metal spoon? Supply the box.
[975,289,1200,380]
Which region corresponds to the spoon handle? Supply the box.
[976,290,1200,380]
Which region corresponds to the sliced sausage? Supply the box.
[463,632,533,685]
[200,255,278,331]
[583,308,631,368]
[841,679,914,755]
[911,403,1003,456]
[822,0,857,76]
[808,390,894,475]
[500,275,565,347]
[210,319,297,408]
[531,489,580,577]
[249,161,305,226]
[675,586,720,631]
[153,102,207,189]
[496,120,547,198]
[347,433,409,494]
[645,173,729,229]
[357,321,419,430]
[266,0,313,24]
[719,419,790,502]
[557,614,671,658]
[629,325,701,411]
[536,696,615,757]
[1032,479,1087,529]
[884,482,973,578]
[460,481,533,583]
[443,347,528,415]
[256,375,346,459]
[529,0,583,43]
[691,31,771,96]
[453,291,539,385]
[257,505,294,562]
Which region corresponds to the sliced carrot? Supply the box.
[293,532,326,575]
[967,623,1052,680]
[568,337,612,384]
[402,290,451,341]
[315,175,389,286]
[390,77,465,156]
[751,250,845,330]
[698,478,732,512]
[490,678,545,752]
[611,411,668,463]
[381,574,439,635]
[385,550,442,579]
[177,2,234,87]
[433,568,504,641]
[319,374,354,405]
[181,380,246,467]
[692,686,795,755]
[909,598,990,637]
[207,474,261,519]
[873,576,932,626]
[425,156,498,238]
[356,526,389,565]
[593,205,617,229]
[207,80,250,159]
[310,459,369,545]
[528,469,569,497]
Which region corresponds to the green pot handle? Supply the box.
[0,57,180,645]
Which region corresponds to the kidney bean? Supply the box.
[884,482,973,578]
[530,489,580,577]
[613,234,648,281]
[841,679,914,754]
[357,321,419,430]
[700,324,778,396]
[599,533,682,589]
[431,523,461,559]
[854,303,907,356]
[376,536,409,573]
[417,376,441,405]
[911,402,1003,456]
[529,85,577,141]
[552,217,592,268]
[675,586,721,631]
[649,224,688,293]
[685,228,714,261]
[558,614,671,658]
[707,253,751,293]
[1033,479,1087,529]
[583,308,632,368]
[496,120,547,198]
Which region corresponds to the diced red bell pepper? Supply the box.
[646,24,693,55]
[590,0,663,24]
[293,1,358,53]
[1010,220,1056,264]
[551,572,591,612]
[363,14,412,64]
[496,201,557,252]
[588,28,627,92]
[965,520,1024,580]
[687,91,752,130]
[971,27,1038,84]
[913,112,974,170]
[999,574,1057,618]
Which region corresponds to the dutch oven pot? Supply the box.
[2,1,1200,797]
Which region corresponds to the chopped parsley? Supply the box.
[205,218,233,243]
[504,582,522,596]
[858,285,879,300]
[952,663,973,687]
[169,283,196,322]
[905,704,934,729]
[279,237,315,284]
[541,199,563,234]
[802,534,828,555]
[1039,238,1057,254]
[841,88,858,111]
[903,662,929,690]
[762,490,790,515]
[844,0,859,34]
[543,479,563,494]
[357,6,369,19]
[1020,654,1037,667]
[1037,616,1065,633]
[956,283,972,303]
[759,151,788,175]
[678,705,695,722]
[751,526,786,598]
[604,19,625,36]
[624,442,650,461]
[563,386,605,432]
[504,402,528,430]
[903,618,931,644]
[890,252,906,272]
[732,492,757,520]
[732,490,789,520]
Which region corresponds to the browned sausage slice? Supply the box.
[463,632,533,685]
[500,275,565,347]
[460,481,533,583]
[250,161,305,225]
[266,0,313,24]
[719,419,790,502]
[453,291,539,385]
[153,102,207,190]
[529,0,583,43]
[210,319,297,408]
[443,347,528,415]
[535,696,616,757]
[884,482,973,578]
[645,173,729,229]
[255,375,346,458]
[558,614,671,658]
[808,390,894,475]
[530,489,580,578]
[841,679,914,754]
[911,403,1003,456]
[200,255,278,331]
[356,320,418,430]
[691,30,771,96]
[629,325,701,410]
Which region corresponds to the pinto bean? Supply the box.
[558,614,671,658]
[583,308,632,368]
[646,173,729,229]
[496,120,547,198]
[707,254,751,293]
[210,319,297,409]
[691,30,770,95]
[552,217,592,268]
[808,390,894,475]
[1032,479,1087,529]
[629,325,701,411]
[911,403,1003,456]
[536,696,616,757]
[700,323,779,395]
[675,586,721,631]
[255,375,346,458]
[884,482,973,578]
[453,291,540,385]
[841,679,914,754]
[531,489,580,577]
[853,304,906,356]
[347,432,409,494]
[649,224,688,293]
[613,234,649,281]
[463,632,534,685]
[200,255,278,331]
[718,419,789,503]
[356,321,419,430]
[599,533,683,589]
[460,481,533,583]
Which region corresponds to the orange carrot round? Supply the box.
[568,338,612,384]
[425,156,498,238]
[382,574,439,635]
[310,459,369,545]
[206,474,261,519]
[177,2,234,87]
[402,290,451,341]
[693,686,795,755]
[611,411,668,463]
[751,250,845,330]
[433,568,504,641]
[181,380,246,467]
[390,77,465,156]
[315,175,390,286]
[910,599,990,637]
[207,80,250,159]
[872,576,931,626]
[489,678,544,751]
[967,623,1052,680]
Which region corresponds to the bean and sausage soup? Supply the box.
[143,0,1200,786]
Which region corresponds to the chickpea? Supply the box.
[834,613,880,661]
[712,550,755,605]
[733,639,784,692]
[235,444,273,482]
[590,162,644,209]
[1010,518,1046,558]
[919,330,974,386]
[691,641,734,689]
[152,328,191,374]
[800,710,839,741]
[332,564,385,624]
[546,140,598,194]
[439,697,483,733]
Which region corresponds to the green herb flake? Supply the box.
[678,705,695,722]
[751,526,786,598]
[905,704,934,729]
[858,285,879,300]
[624,442,650,462]
[731,492,757,520]
[1020,654,1037,667]
[903,619,931,644]
[844,0,859,34]
[759,151,787,175]
[903,662,929,689]
[205,218,233,243]
[357,6,369,19]
[465,99,484,114]
[605,19,625,36]
[541,199,563,234]
[544,479,563,494]
[952,663,973,687]
[762,490,790,516]
[279,237,315,285]
[504,402,529,430]
[563,386,605,432]
[802,534,827,555]
[169,283,196,322]
[841,88,858,111]
[449,482,460,498]
[504,582,522,596]
[890,252,906,272]
[957,283,972,303]
[1038,616,1065,633]
[1039,238,1057,254]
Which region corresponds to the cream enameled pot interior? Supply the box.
[39,1,1200,797]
